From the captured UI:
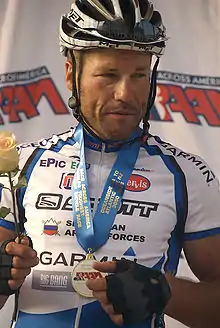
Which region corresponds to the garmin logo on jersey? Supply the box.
[151,71,220,127]
[0,67,69,125]
[40,158,66,168]
[36,193,159,218]
[126,174,150,192]
[157,140,215,184]
[39,251,137,267]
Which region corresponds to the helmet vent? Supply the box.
[76,0,114,21]
[119,0,135,30]
[138,0,150,18]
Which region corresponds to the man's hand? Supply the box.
[87,260,171,326]
[87,261,124,326]
[1,236,39,292]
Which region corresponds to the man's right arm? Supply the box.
[0,226,17,309]
[0,226,39,309]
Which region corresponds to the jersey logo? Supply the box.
[40,158,66,168]
[36,193,159,218]
[123,247,136,257]
[126,174,151,192]
[42,218,61,236]
[59,173,75,190]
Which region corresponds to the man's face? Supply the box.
[66,49,151,140]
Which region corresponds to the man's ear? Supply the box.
[65,60,73,91]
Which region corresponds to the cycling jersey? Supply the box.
[0,126,220,328]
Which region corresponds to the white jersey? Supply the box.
[0,126,220,328]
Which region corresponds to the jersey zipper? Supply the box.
[93,143,105,214]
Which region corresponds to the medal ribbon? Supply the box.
[72,124,141,253]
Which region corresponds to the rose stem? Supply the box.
[8,172,21,244]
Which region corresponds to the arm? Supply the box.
[165,234,220,327]
[87,236,220,328]
[0,226,16,309]
[0,226,39,310]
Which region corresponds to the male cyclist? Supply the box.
[0,1,220,328]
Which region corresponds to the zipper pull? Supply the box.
[101,143,105,153]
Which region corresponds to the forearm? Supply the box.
[165,274,220,327]
[0,295,9,309]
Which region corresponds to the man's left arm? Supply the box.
[164,234,220,327]
[164,157,220,327]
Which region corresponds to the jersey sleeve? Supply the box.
[184,158,220,241]
[0,146,30,232]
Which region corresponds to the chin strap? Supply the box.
[143,57,160,135]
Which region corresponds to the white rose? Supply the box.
[0,131,19,173]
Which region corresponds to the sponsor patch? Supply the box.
[42,218,61,236]
[32,270,74,292]
[126,174,150,192]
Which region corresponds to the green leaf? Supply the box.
[13,174,27,189]
[0,206,11,218]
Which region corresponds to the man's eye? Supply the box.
[100,73,117,78]
[133,73,146,78]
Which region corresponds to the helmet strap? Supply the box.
[68,50,81,120]
[143,57,160,135]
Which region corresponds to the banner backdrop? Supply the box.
[0,1,219,327]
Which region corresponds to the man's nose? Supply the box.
[114,78,134,103]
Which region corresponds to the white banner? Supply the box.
[0,1,219,327]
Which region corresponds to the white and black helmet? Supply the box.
[59,0,167,57]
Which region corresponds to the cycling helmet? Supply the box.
[60,0,167,56]
[59,0,168,139]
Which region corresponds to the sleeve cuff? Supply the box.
[0,219,16,231]
[184,227,220,241]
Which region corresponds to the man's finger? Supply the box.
[15,236,29,246]
[92,261,116,273]
[12,256,39,269]
[8,279,25,291]
[86,278,107,291]
[11,268,31,280]
[101,302,115,315]
[109,314,124,326]
[93,291,109,304]
[5,242,37,259]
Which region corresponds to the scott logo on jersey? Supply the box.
[36,193,159,218]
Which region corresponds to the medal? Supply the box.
[72,251,107,298]
[71,125,141,298]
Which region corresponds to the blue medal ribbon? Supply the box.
[72,124,141,253]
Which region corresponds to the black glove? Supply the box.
[106,259,171,324]
[0,236,33,296]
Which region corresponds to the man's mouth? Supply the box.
[105,111,136,116]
